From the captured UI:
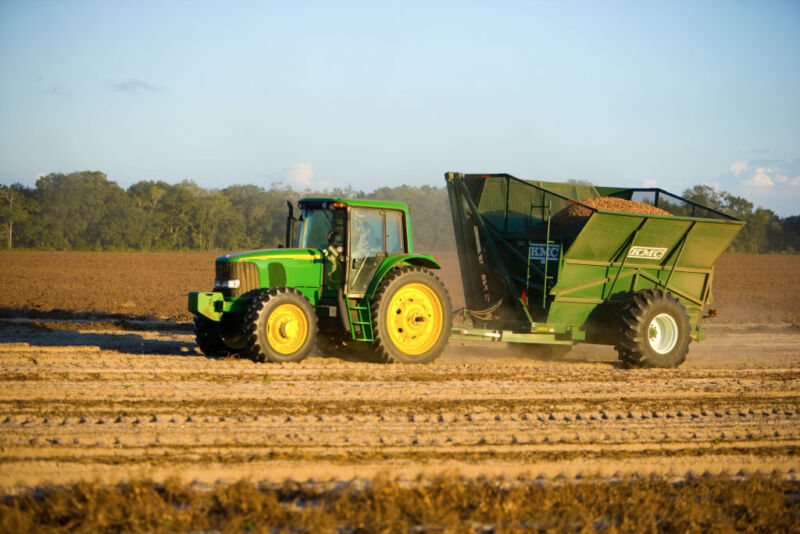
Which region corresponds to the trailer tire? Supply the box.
[371,266,452,364]
[615,289,690,368]
[245,287,318,363]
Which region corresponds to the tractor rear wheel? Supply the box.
[245,287,318,363]
[371,267,452,364]
[615,289,690,368]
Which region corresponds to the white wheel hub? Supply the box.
[648,313,678,354]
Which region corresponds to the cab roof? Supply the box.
[299,197,409,212]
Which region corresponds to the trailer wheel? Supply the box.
[371,266,452,364]
[615,289,690,368]
[245,287,318,363]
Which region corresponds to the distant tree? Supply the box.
[776,216,800,252]
[682,185,782,253]
[178,183,245,251]
[34,171,142,250]
[155,181,199,249]
[0,184,32,249]
[222,183,295,249]
[682,185,727,212]
[128,181,170,249]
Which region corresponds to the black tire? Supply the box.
[371,266,452,364]
[218,313,247,353]
[194,317,231,357]
[615,289,690,368]
[244,287,318,363]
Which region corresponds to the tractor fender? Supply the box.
[365,254,441,300]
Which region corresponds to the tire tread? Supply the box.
[614,289,690,369]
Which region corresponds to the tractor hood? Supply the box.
[216,248,322,263]
[215,248,324,295]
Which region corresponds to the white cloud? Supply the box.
[643,178,657,187]
[719,157,800,216]
[288,163,314,188]
[729,160,748,175]
[746,167,775,188]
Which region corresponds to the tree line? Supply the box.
[1,171,798,253]
[0,171,456,252]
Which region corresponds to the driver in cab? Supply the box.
[351,211,382,259]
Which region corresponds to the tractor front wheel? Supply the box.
[371,267,452,364]
[615,289,690,368]
[245,288,318,363]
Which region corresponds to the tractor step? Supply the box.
[346,298,374,342]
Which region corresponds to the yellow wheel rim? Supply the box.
[266,303,308,355]
[386,283,443,356]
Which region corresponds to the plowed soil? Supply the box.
[1,251,799,324]
[0,251,798,530]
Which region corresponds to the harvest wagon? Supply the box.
[188,171,743,368]
[446,172,744,367]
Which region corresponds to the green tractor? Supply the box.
[188,198,452,363]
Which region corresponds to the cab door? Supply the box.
[347,208,406,296]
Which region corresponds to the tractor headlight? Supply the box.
[214,279,241,289]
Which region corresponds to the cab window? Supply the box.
[385,210,404,254]
[350,209,384,259]
[299,208,345,249]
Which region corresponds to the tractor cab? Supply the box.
[295,199,409,297]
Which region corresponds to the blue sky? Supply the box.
[1,1,799,214]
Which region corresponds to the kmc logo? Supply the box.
[628,246,667,260]
[529,243,561,264]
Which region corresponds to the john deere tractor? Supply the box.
[188,198,452,363]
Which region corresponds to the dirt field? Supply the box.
[0,251,798,530]
[2,251,799,325]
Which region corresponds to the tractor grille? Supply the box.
[215,261,260,297]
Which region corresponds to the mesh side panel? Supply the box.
[626,191,731,220]
[476,177,507,214]
[215,261,260,297]
[471,176,595,234]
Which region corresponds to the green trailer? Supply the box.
[446,172,744,368]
